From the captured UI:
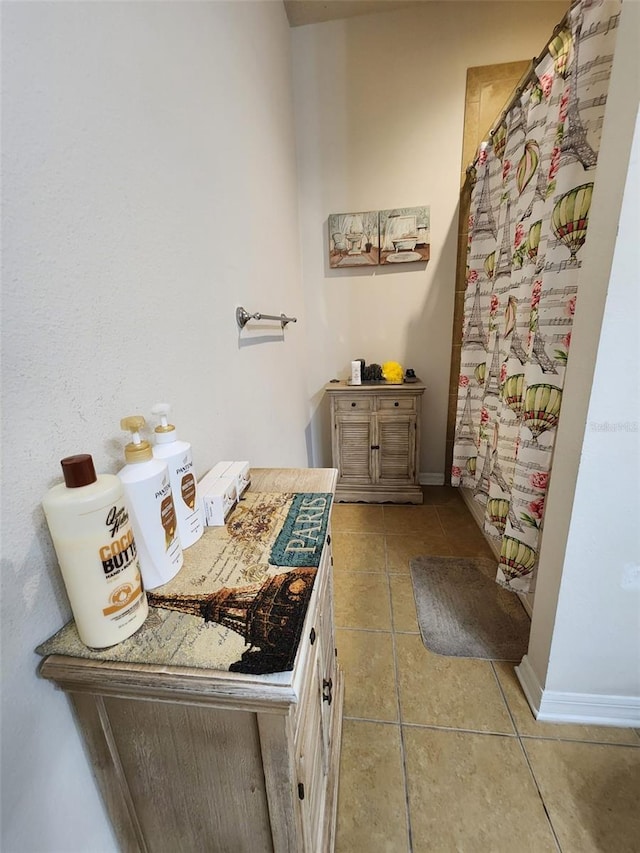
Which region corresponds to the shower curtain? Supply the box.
[452,0,621,592]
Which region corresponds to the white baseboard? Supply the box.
[516,655,640,727]
[419,472,445,486]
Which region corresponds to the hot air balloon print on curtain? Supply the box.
[548,27,573,77]
[493,124,507,162]
[527,220,542,263]
[522,384,562,445]
[517,141,540,195]
[499,536,537,583]
[474,362,486,386]
[487,498,510,535]
[484,251,496,280]
[502,373,526,419]
[552,183,593,265]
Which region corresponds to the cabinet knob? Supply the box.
[371,445,380,450]
[394,401,399,407]
[351,402,356,407]
[309,627,316,645]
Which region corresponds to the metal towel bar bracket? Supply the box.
[236,307,298,330]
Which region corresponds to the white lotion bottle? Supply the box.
[151,403,203,549]
[42,454,149,648]
[117,416,183,590]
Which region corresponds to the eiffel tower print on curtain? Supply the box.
[560,16,598,169]
[473,441,492,503]
[485,332,502,397]
[455,388,477,444]
[473,168,498,239]
[531,322,557,373]
[494,201,513,281]
[463,283,488,349]
[508,320,529,364]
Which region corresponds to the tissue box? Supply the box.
[199,475,237,527]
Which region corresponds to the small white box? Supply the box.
[198,462,232,493]
[199,476,237,527]
[201,460,251,499]
[224,461,251,497]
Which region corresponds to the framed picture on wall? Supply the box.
[328,211,379,268]
[379,206,430,264]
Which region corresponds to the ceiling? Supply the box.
[283,0,424,28]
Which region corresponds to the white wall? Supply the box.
[1,3,307,850]
[521,0,640,722]
[292,1,568,475]
[547,109,639,696]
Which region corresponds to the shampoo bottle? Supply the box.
[42,454,148,648]
[151,403,203,549]
[118,416,183,590]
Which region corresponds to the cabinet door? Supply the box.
[335,414,374,484]
[376,414,417,483]
[317,559,336,775]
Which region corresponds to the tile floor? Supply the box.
[331,486,640,853]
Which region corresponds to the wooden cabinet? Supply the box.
[326,381,426,504]
[38,468,343,853]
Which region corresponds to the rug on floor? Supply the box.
[409,556,530,661]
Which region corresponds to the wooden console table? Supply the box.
[326,380,426,504]
[38,468,343,853]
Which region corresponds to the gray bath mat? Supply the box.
[409,556,530,661]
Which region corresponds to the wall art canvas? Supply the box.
[329,211,379,268]
[379,206,430,264]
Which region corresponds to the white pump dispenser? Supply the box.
[117,415,183,589]
[151,403,203,549]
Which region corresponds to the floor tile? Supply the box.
[336,720,409,853]
[336,628,398,722]
[404,727,557,853]
[524,738,640,853]
[386,532,452,573]
[333,572,392,631]
[331,503,384,533]
[421,486,464,507]
[436,504,480,533]
[445,532,496,559]
[332,531,386,572]
[495,662,640,745]
[389,575,419,633]
[383,505,443,536]
[395,633,514,733]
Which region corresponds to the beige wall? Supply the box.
[293,0,569,478]
[1,3,306,850]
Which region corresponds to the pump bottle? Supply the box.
[42,454,148,648]
[151,403,203,549]
[117,416,183,589]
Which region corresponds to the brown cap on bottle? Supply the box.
[61,454,97,488]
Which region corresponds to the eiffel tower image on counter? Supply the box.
[560,18,598,169]
[463,282,489,349]
[147,568,316,675]
[455,387,477,444]
[473,169,498,239]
